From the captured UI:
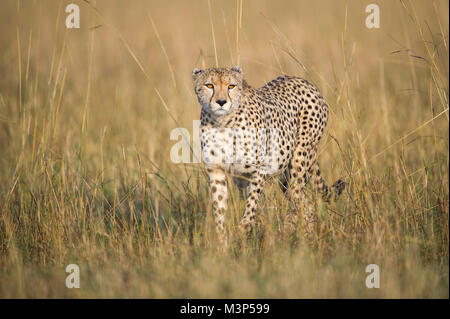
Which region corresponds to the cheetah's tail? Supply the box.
[329,178,346,200]
[309,162,346,202]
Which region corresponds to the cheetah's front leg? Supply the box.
[239,173,264,235]
[208,168,229,246]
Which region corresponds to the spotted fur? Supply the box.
[192,66,345,245]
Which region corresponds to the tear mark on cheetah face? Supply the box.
[192,66,244,116]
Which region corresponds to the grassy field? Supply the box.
[0,0,448,298]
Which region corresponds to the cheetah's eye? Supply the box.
[228,84,236,89]
[205,84,214,89]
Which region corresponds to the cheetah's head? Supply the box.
[192,66,243,116]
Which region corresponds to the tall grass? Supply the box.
[0,0,448,298]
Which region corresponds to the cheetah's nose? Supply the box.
[216,99,227,107]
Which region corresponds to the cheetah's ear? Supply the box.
[192,68,203,79]
[231,66,243,74]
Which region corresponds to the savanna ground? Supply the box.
[0,0,448,298]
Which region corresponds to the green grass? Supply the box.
[0,0,448,298]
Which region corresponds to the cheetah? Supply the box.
[192,66,345,245]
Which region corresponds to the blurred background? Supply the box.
[0,0,448,298]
